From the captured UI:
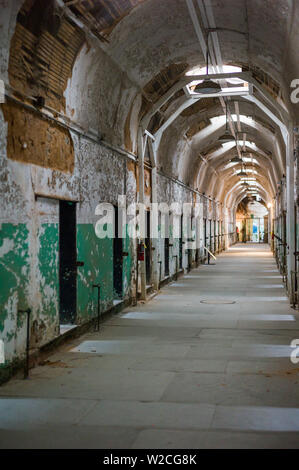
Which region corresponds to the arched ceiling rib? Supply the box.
[157,95,286,197]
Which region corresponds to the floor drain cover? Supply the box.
[200,299,236,305]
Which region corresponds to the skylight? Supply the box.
[236,169,257,174]
[186,65,243,84]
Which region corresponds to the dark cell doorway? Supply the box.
[164,212,170,278]
[221,221,224,250]
[145,210,151,284]
[187,216,194,271]
[179,215,183,269]
[113,205,123,299]
[213,220,216,253]
[164,237,170,277]
[204,218,207,261]
[187,249,192,271]
[59,201,77,325]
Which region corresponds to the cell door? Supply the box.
[164,235,170,277]
[295,207,298,274]
[282,212,287,271]
[164,212,170,277]
[188,216,195,270]
[207,220,213,251]
[264,216,269,243]
[179,214,183,269]
[145,210,151,284]
[113,205,123,299]
[210,220,213,253]
[59,201,77,325]
[212,220,216,253]
[204,218,207,260]
[220,221,223,250]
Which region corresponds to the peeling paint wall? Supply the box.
[0,0,232,378]
[0,42,139,371]
[2,102,74,172]
[0,116,138,368]
[0,2,140,373]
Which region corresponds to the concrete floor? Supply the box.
[1,243,299,449]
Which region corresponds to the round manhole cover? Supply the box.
[200,300,236,305]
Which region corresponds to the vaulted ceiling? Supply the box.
[7,0,299,207]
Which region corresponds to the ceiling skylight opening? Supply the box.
[224,162,239,169]
[236,169,257,174]
[236,140,256,148]
[243,157,258,164]
[186,64,243,82]
[221,141,236,150]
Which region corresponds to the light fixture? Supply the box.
[194,79,222,94]
[218,99,235,143]
[194,31,222,94]
[238,157,248,177]
[230,155,243,163]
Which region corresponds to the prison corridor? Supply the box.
[0,243,298,449]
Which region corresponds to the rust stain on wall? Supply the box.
[124,102,133,152]
[2,101,74,173]
[127,160,135,173]
[126,162,151,198]
[144,167,151,198]
[127,160,137,189]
